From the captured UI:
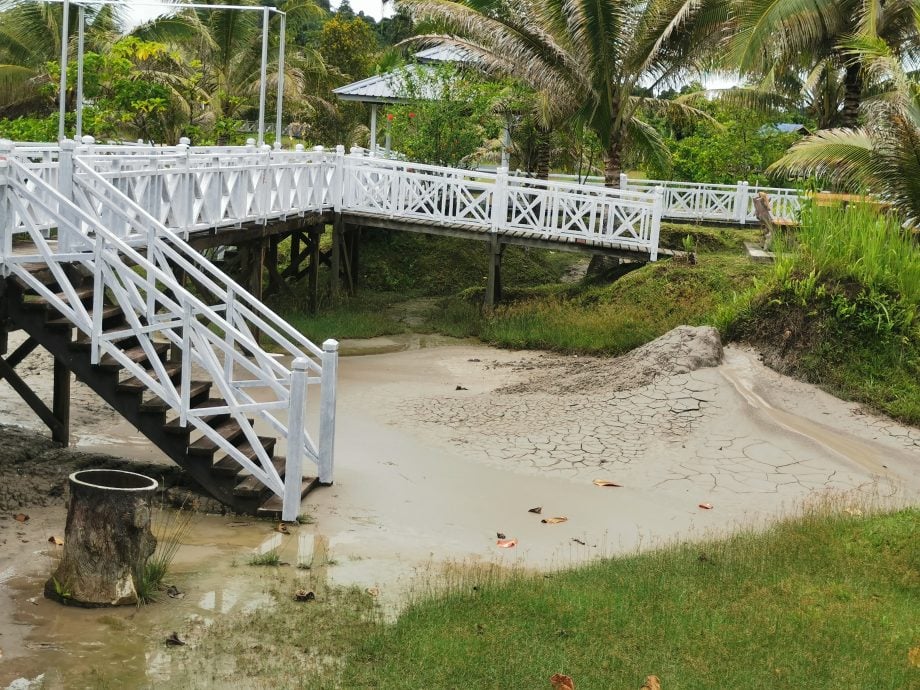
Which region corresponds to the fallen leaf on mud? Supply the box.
[550,673,575,689]
[496,538,517,548]
[640,675,661,690]
[47,536,63,546]
[909,646,920,668]
[14,513,29,523]
[541,517,568,525]
[366,587,380,597]
[455,385,468,391]
[294,589,315,602]
[166,585,184,599]
[165,632,186,647]
[592,479,622,488]
[227,521,252,528]
[572,538,587,546]
[528,506,543,514]
[698,503,714,510]
[275,523,291,534]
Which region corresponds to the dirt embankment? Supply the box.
[497,325,723,395]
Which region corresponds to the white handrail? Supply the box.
[0,148,335,520]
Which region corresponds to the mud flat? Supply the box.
[1,329,918,688]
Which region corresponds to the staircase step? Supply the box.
[99,342,169,371]
[257,476,320,515]
[233,456,285,497]
[47,305,123,329]
[140,381,211,412]
[22,286,94,310]
[71,330,137,351]
[162,398,229,435]
[13,264,60,289]
[186,417,251,457]
[211,437,277,477]
[119,362,182,393]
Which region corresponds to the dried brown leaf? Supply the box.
[698,503,714,510]
[14,513,29,523]
[592,479,622,487]
[550,673,575,690]
[496,538,518,548]
[528,506,543,514]
[541,517,568,525]
[47,536,63,546]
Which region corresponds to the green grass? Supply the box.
[161,508,919,689]
[431,253,768,354]
[725,203,920,424]
[248,550,281,566]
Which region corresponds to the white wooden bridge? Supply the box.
[0,139,803,518]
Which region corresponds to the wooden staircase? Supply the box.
[2,261,316,515]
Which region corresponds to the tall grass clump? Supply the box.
[138,505,193,604]
[725,202,920,423]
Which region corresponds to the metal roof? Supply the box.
[332,46,476,105]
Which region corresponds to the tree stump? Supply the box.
[45,469,158,607]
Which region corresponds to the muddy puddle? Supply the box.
[0,515,333,689]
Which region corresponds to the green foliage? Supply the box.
[0,113,60,141]
[384,64,504,167]
[724,202,920,423]
[648,101,802,184]
[320,13,378,81]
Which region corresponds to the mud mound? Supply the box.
[499,325,723,395]
[0,425,222,514]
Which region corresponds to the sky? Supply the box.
[128,0,389,25]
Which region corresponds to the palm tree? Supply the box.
[0,1,124,116]
[729,0,920,127]
[135,0,330,140]
[397,0,725,185]
[767,46,920,221]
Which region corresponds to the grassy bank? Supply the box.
[726,203,920,425]
[162,507,919,689]
[432,253,767,354]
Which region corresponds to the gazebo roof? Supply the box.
[332,45,478,105]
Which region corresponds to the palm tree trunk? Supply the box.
[603,136,623,188]
[534,125,551,180]
[841,62,863,128]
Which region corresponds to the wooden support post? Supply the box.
[309,227,321,315]
[52,357,71,446]
[250,236,266,301]
[485,235,504,307]
[290,230,301,273]
[350,225,361,289]
[330,216,343,302]
[0,352,66,442]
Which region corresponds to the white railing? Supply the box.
[343,153,663,258]
[621,175,801,225]
[0,141,337,521]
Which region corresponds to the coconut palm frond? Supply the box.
[627,116,672,175]
[767,128,880,189]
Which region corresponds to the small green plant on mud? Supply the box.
[249,550,281,566]
[51,576,72,601]
[296,513,316,525]
[138,505,193,604]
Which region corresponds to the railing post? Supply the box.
[619,173,628,191]
[282,357,309,521]
[0,140,11,272]
[333,144,345,212]
[491,166,508,232]
[177,141,192,236]
[224,290,235,382]
[179,302,192,427]
[58,139,76,252]
[318,338,338,485]
[90,234,104,364]
[260,143,272,223]
[735,181,749,224]
[650,186,663,262]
